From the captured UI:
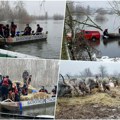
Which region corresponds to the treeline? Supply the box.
[68,1,114,16]
[32,14,64,20]
[0,1,31,23]
[65,65,120,79]
[0,1,64,23]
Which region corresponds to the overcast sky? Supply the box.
[80,1,111,9]
[60,60,120,76]
[70,0,113,9]
[9,1,66,16]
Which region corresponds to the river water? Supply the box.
[7,20,64,59]
[76,14,120,58]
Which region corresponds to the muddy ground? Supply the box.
[56,88,120,119]
[56,103,120,119]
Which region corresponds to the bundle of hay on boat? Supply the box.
[28,85,37,93]
[13,81,37,93]
[13,81,23,87]
[20,92,51,101]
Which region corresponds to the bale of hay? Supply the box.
[91,88,99,94]
[28,85,37,93]
[20,94,34,101]
[33,92,50,99]
[20,92,51,101]
[13,81,24,88]
[13,81,37,94]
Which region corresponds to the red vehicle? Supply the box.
[66,30,101,41]
[77,30,100,41]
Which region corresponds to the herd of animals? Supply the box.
[58,74,120,97]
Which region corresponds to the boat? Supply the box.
[0,32,48,46]
[0,49,39,58]
[0,97,56,111]
[103,33,120,40]
[36,115,54,119]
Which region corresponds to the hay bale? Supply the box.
[20,92,51,101]
[28,85,37,93]
[13,81,37,94]
[91,88,99,94]
[33,92,50,99]
[13,81,23,87]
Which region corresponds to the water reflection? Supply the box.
[87,39,100,47]
[94,14,108,24]
[1,104,55,118]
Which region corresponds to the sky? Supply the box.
[60,60,120,76]
[78,1,111,9]
[9,1,66,16]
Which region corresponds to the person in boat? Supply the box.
[23,24,32,35]
[8,85,15,101]
[22,70,29,84]
[10,22,17,37]
[119,28,120,34]
[0,73,3,84]
[6,75,12,91]
[27,75,32,85]
[9,84,20,101]
[1,77,9,100]
[36,24,43,35]
[39,86,48,93]
[52,85,57,97]
[0,24,4,37]
[32,30,35,35]
[16,82,21,93]
[0,73,3,97]
[22,83,28,95]
[14,84,20,101]
[103,29,109,38]
[3,24,10,38]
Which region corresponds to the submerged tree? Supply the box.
[109,1,120,16]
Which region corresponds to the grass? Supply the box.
[56,91,120,113]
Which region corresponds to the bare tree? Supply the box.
[63,1,102,61]
[99,65,107,78]
[83,68,93,77]
[80,68,93,78]
[0,1,13,21]
[109,1,120,16]
[14,1,30,23]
